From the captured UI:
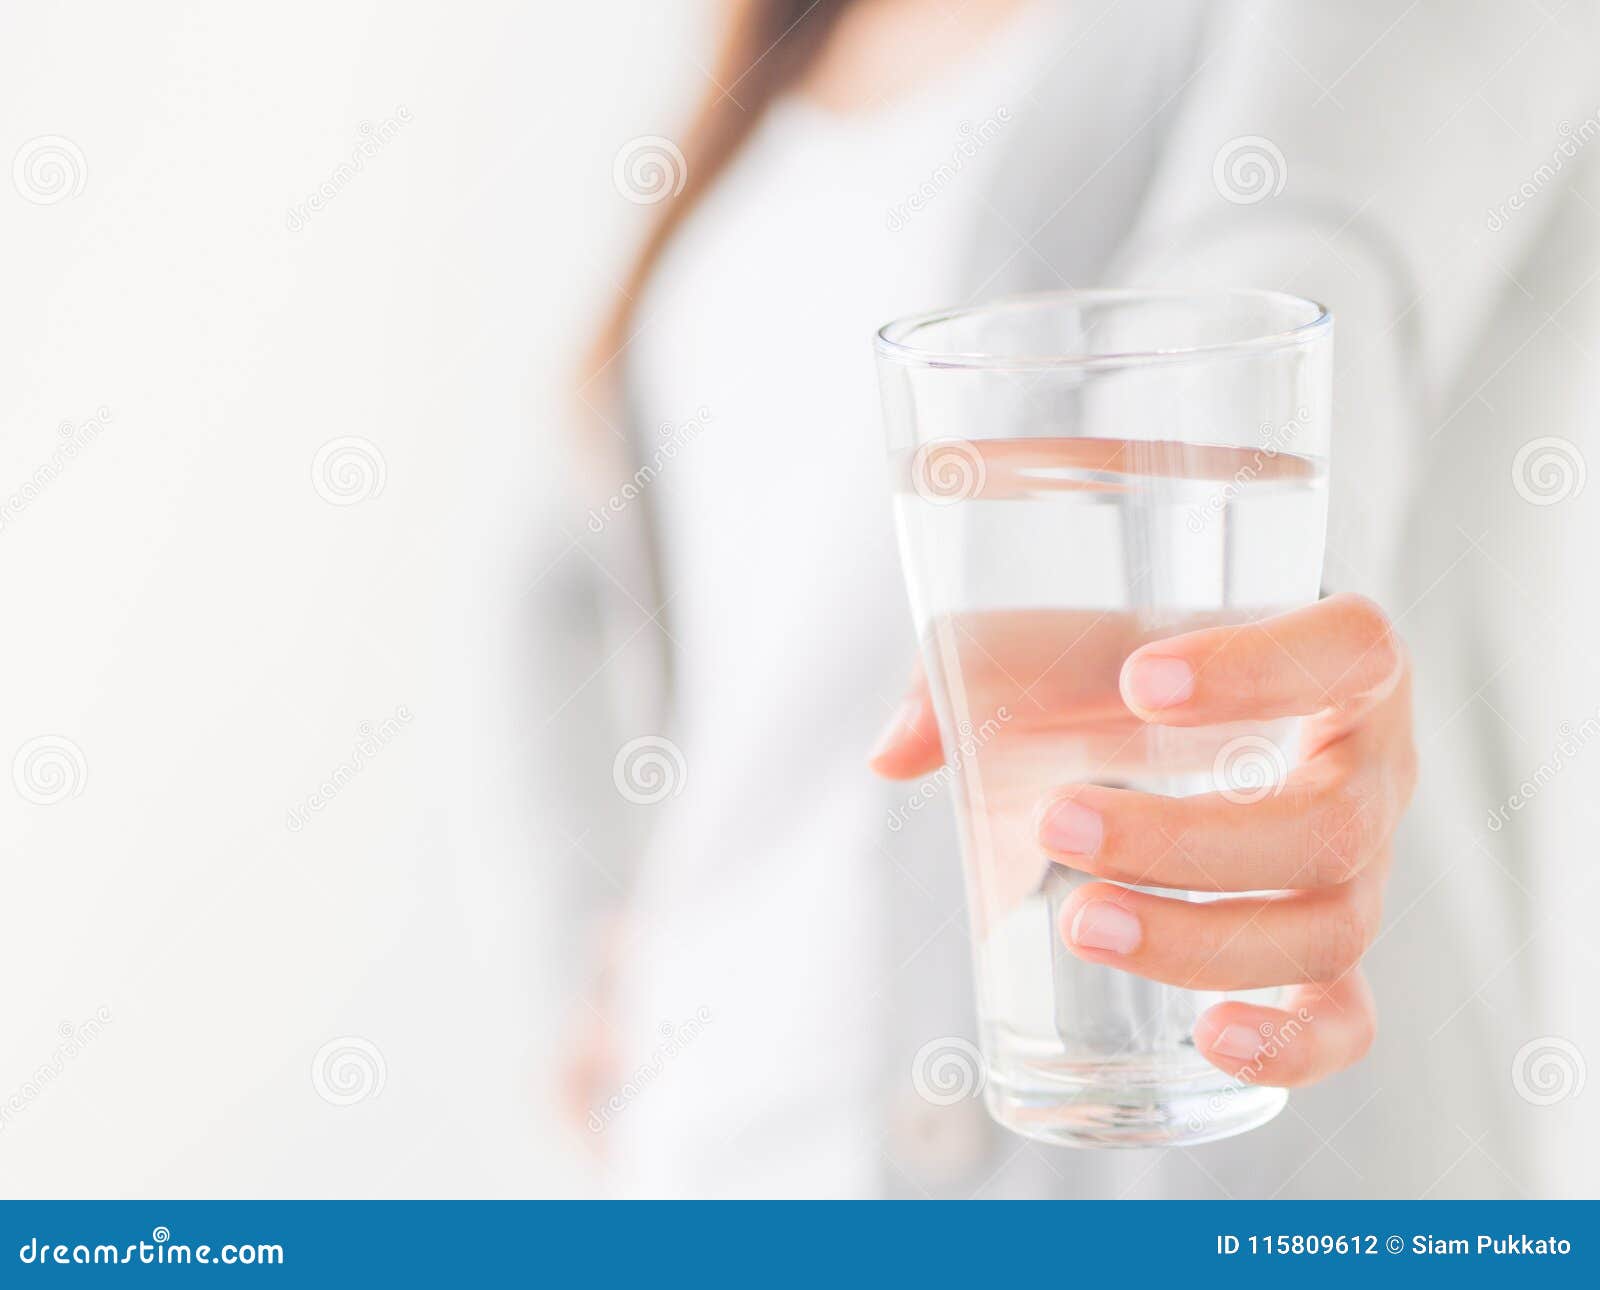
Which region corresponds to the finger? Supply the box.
[868,668,944,779]
[1119,593,1404,727]
[1057,865,1384,990]
[1038,733,1403,889]
[1192,973,1377,1088]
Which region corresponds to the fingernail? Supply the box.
[1213,1024,1264,1060]
[1123,655,1195,710]
[1040,798,1103,856]
[871,696,919,761]
[1067,901,1141,955]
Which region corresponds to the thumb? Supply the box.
[868,665,945,780]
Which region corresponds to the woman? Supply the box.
[559,0,1600,1197]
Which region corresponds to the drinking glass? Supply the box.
[874,288,1332,1147]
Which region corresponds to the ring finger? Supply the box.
[1057,850,1388,991]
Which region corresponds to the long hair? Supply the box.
[579,0,857,440]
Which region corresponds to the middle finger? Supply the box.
[1036,730,1399,891]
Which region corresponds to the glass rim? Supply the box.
[873,287,1332,373]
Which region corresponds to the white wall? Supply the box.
[0,0,708,1197]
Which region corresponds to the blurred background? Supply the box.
[0,0,708,1195]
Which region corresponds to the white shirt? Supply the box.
[611,2,1201,1197]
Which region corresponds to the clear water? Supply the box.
[892,436,1328,1143]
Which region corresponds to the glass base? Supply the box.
[984,1069,1287,1149]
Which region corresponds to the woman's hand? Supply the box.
[870,593,1415,1088]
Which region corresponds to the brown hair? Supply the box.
[579,0,857,442]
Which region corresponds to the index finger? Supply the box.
[1119,593,1405,728]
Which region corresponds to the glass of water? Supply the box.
[874,289,1332,1147]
